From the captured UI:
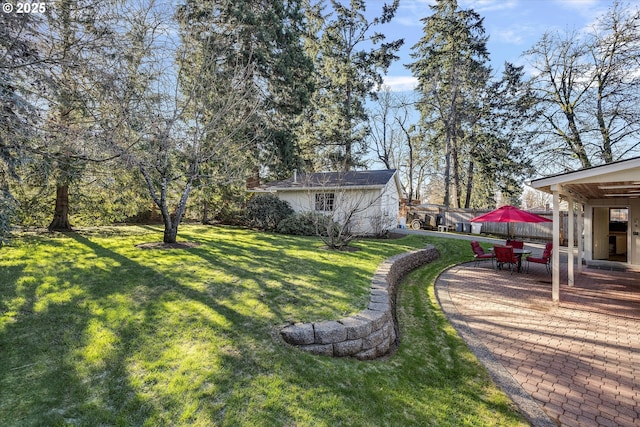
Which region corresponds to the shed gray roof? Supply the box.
[256,169,397,191]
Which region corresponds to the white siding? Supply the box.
[273,177,400,235]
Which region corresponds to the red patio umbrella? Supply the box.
[470,205,551,238]
[471,205,552,223]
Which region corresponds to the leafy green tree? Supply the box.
[462,63,535,208]
[408,0,532,209]
[301,0,403,171]
[1,13,38,169]
[2,3,116,235]
[189,183,248,225]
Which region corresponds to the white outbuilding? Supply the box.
[252,169,403,235]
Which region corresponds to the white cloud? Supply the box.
[381,76,419,92]
[395,16,423,27]
[553,0,609,22]
[395,0,431,26]
[459,0,519,13]
[493,28,527,45]
[400,0,518,15]
[554,0,600,8]
[398,0,436,11]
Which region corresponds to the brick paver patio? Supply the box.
[435,256,640,427]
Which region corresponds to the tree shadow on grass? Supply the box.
[65,230,420,425]
[0,228,503,426]
[0,227,398,425]
[185,230,378,323]
[0,231,264,425]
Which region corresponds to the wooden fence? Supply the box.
[407,205,577,245]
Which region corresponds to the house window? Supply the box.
[610,208,628,222]
[315,193,335,211]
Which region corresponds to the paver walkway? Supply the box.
[435,260,640,427]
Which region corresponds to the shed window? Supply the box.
[315,193,335,211]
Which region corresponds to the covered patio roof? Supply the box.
[529,156,640,302]
[530,156,640,201]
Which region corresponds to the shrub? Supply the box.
[318,219,356,250]
[201,184,249,226]
[246,194,293,231]
[277,211,332,236]
[215,203,246,226]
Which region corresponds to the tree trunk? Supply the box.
[596,83,613,163]
[48,185,72,231]
[451,137,460,208]
[202,200,210,224]
[464,160,474,208]
[398,118,414,204]
[163,223,178,244]
[450,92,461,208]
[565,112,591,168]
[157,203,179,244]
[443,129,452,207]
[160,182,191,244]
[344,82,353,171]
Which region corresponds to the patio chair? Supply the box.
[506,239,524,249]
[526,242,552,274]
[494,245,519,274]
[470,241,495,267]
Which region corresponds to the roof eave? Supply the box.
[531,157,640,189]
[260,184,386,192]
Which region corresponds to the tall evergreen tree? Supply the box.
[0,12,42,243]
[408,0,490,207]
[31,0,119,231]
[301,0,403,171]
[467,64,535,208]
[176,0,314,180]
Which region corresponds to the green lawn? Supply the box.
[0,225,527,426]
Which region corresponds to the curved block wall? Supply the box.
[280,245,439,360]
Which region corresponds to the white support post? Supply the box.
[567,194,574,287]
[577,203,584,273]
[552,188,560,302]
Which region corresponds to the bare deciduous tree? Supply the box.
[367,88,425,204]
[100,1,259,244]
[525,1,640,171]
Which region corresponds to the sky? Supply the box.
[373,0,617,91]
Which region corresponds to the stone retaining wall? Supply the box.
[280,245,439,360]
